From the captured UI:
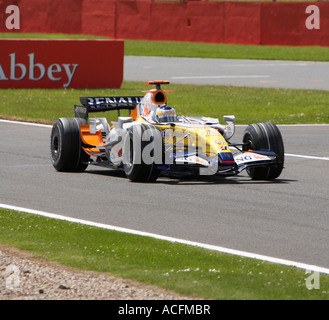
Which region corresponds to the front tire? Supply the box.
[243,122,284,180]
[122,124,163,182]
[50,117,90,172]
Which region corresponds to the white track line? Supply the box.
[285,153,329,161]
[172,75,270,80]
[0,119,51,128]
[1,203,329,275]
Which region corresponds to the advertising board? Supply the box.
[0,39,124,88]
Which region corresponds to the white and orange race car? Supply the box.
[50,80,284,182]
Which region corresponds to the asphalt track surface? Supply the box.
[1,120,329,269]
[124,56,329,90]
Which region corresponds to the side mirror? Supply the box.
[223,115,235,140]
[223,115,235,123]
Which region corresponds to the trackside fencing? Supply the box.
[0,1,328,46]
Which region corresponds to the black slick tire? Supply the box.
[242,122,284,180]
[50,117,90,172]
[122,124,162,182]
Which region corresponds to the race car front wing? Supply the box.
[158,148,279,177]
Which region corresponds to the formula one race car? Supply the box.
[50,80,284,182]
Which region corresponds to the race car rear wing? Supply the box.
[75,96,144,119]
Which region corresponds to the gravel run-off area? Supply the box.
[0,244,195,300]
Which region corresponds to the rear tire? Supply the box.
[243,122,284,180]
[122,124,163,182]
[50,117,90,172]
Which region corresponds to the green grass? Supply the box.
[2,32,329,61]
[1,208,329,300]
[125,40,329,61]
[1,82,328,125]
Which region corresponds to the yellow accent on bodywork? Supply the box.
[137,116,231,157]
